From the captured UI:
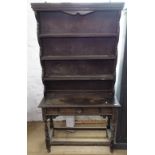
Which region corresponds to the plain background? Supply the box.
[0,0,155,155]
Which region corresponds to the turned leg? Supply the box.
[44,119,51,152]
[50,117,54,129]
[107,115,111,129]
[50,116,55,137]
[110,124,115,152]
[106,115,111,138]
[110,110,118,153]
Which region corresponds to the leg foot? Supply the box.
[110,140,114,153]
[110,110,118,153]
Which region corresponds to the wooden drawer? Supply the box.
[59,108,101,115]
[46,108,58,115]
[39,11,120,34]
[46,107,113,115]
[41,37,117,56]
[43,60,115,76]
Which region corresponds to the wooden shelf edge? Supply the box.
[43,74,115,81]
[39,33,118,38]
[46,89,114,93]
[41,55,116,60]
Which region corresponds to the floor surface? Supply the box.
[27,121,127,155]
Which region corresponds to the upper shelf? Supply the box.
[41,55,116,61]
[43,74,115,81]
[39,33,118,38]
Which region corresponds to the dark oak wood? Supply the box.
[31,2,124,153]
[31,3,124,11]
[40,37,117,56]
[51,141,110,146]
[39,96,120,108]
[44,119,51,152]
[43,75,115,81]
[44,80,115,91]
[41,55,116,60]
[39,33,118,37]
[43,60,115,76]
[53,127,107,130]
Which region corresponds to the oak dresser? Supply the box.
[31,3,124,152]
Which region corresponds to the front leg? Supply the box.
[110,110,118,153]
[50,117,54,129]
[107,115,111,129]
[50,116,55,137]
[44,119,51,152]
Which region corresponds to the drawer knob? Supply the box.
[77,109,82,114]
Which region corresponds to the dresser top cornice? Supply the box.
[31,3,124,11]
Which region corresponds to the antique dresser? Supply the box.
[31,3,124,152]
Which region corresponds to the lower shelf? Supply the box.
[53,127,106,130]
[52,138,109,142]
[50,127,111,146]
[51,141,110,146]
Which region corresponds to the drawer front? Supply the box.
[39,11,120,34]
[43,60,115,76]
[46,108,58,115]
[46,107,113,115]
[41,37,117,56]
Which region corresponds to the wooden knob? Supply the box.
[77,109,82,114]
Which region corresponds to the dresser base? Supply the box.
[42,111,118,153]
[40,96,120,152]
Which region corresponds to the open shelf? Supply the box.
[39,94,119,108]
[43,74,115,81]
[39,33,118,38]
[41,55,116,60]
